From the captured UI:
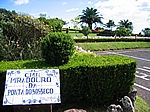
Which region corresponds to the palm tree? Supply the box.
[79,7,103,30]
[118,19,133,31]
[105,20,115,30]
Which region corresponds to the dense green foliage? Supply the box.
[0,8,51,61]
[115,26,131,36]
[142,28,150,37]
[60,53,137,106]
[97,30,115,36]
[0,52,137,107]
[41,32,75,66]
[81,26,92,38]
[47,18,63,32]
[38,13,64,32]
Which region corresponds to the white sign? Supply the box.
[3,69,61,105]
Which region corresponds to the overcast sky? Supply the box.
[1,0,150,33]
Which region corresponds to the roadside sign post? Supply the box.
[3,69,61,111]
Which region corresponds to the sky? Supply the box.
[0,0,150,33]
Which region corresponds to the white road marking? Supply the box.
[137,68,150,72]
[110,49,150,54]
[136,67,150,80]
[134,83,150,92]
[136,75,150,80]
[139,72,150,77]
[110,52,150,62]
[144,66,150,70]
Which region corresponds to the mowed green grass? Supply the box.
[63,30,97,38]
[135,96,150,112]
[76,42,150,51]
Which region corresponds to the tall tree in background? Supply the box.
[38,16,63,32]
[79,7,103,30]
[118,19,133,31]
[142,28,150,36]
[47,18,63,32]
[38,13,64,32]
[115,26,131,36]
[38,13,47,22]
[105,20,115,30]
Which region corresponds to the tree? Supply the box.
[46,18,63,32]
[71,16,80,29]
[71,16,80,34]
[118,19,133,31]
[115,26,131,37]
[38,15,64,32]
[142,28,150,36]
[38,13,47,23]
[81,26,92,39]
[105,20,115,30]
[61,19,67,25]
[79,7,103,30]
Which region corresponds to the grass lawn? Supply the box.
[63,30,98,38]
[135,96,150,112]
[76,42,150,51]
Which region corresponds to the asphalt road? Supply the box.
[95,48,150,106]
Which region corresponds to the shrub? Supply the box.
[0,53,137,107]
[0,8,51,61]
[97,29,115,36]
[41,32,75,66]
[115,26,131,36]
[39,18,63,32]
[60,54,137,106]
[81,26,92,39]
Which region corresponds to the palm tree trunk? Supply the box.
[88,23,92,30]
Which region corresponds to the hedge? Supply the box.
[0,53,137,110]
[74,38,150,43]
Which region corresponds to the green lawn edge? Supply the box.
[135,96,150,112]
[75,42,150,51]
